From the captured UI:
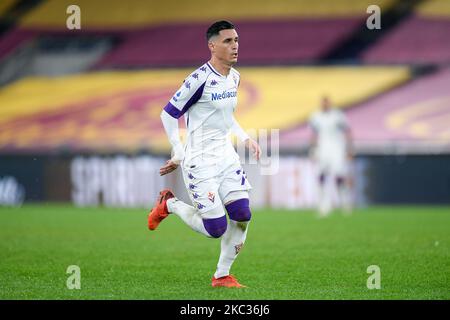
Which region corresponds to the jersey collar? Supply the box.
[206,62,227,78]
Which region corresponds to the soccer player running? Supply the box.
[309,96,354,217]
[147,21,261,288]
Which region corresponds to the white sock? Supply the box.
[166,198,210,237]
[214,220,249,278]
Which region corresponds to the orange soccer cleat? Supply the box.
[147,189,175,230]
[211,275,246,288]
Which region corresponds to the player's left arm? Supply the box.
[232,71,261,160]
[231,115,261,161]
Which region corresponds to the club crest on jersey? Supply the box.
[207,192,215,203]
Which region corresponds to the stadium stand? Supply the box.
[2,0,449,154]
[280,66,450,152]
[1,0,395,66]
[3,0,449,67]
[0,0,447,155]
[0,0,17,17]
[18,0,395,27]
[0,66,409,152]
[361,0,450,64]
[96,19,364,67]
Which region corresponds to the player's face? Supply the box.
[210,29,239,65]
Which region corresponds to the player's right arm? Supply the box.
[160,111,185,164]
[159,70,207,175]
[230,115,261,161]
[159,111,184,176]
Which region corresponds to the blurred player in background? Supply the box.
[147,21,261,288]
[309,96,354,217]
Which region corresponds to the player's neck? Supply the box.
[208,58,232,77]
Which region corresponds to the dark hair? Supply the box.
[206,20,235,41]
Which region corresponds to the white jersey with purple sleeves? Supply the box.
[309,109,349,176]
[164,62,251,215]
[165,62,242,167]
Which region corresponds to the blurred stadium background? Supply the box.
[0,0,449,209]
[1,0,450,301]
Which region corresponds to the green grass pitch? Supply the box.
[0,204,449,299]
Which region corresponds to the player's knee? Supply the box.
[225,198,252,222]
[202,215,227,238]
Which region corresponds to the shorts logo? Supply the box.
[208,192,215,203]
